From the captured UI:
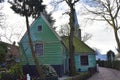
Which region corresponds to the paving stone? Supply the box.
[87,67,120,80]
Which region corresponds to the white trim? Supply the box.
[20,14,62,43]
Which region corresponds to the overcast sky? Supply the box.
[0,0,119,54]
[43,0,118,54]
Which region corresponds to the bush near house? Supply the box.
[0,63,24,80]
[112,61,120,70]
[30,65,58,80]
[97,60,112,68]
[0,63,59,80]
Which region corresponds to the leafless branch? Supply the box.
[62,11,69,15]
[8,0,22,7]
[118,27,120,30]
[86,18,106,21]
[114,0,120,18]
[82,33,92,42]
[74,0,79,3]
[102,15,113,26]
[50,0,64,12]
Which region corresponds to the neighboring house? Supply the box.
[107,50,115,61]
[19,13,96,77]
[0,41,20,62]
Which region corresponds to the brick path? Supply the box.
[87,67,120,80]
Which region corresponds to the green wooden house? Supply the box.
[19,13,96,77]
[63,36,96,73]
[19,14,66,77]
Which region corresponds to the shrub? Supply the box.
[0,72,20,80]
[0,63,24,80]
[97,60,112,68]
[112,61,120,70]
[97,60,120,71]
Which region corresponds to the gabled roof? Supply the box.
[20,13,61,42]
[62,36,95,54]
[41,14,62,41]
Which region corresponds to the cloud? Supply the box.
[1,1,118,54]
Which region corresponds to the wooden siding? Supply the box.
[19,15,65,65]
[20,42,64,65]
[21,16,60,42]
[75,54,96,72]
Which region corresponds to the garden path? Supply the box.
[87,67,120,80]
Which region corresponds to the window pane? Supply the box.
[80,55,88,66]
[35,43,43,55]
[38,25,42,31]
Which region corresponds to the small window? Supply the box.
[38,25,42,31]
[35,43,43,55]
[80,55,88,66]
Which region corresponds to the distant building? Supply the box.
[0,41,20,62]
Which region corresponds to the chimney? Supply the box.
[13,41,16,46]
[78,29,81,40]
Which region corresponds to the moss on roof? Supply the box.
[62,36,95,54]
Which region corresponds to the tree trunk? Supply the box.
[68,5,76,76]
[110,14,120,54]
[113,27,120,54]
[25,15,45,80]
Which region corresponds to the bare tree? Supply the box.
[59,24,92,42]
[0,2,7,41]
[63,0,78,76]
[0,3,4,27]
[50,0,80,76]
[84,0,120,54]
[82,33,92,42]
[58,24,70,36]
[0,1,23,43]
[0,24,22,43]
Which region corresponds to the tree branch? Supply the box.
[74,0,79,4]
[114,1,120,19]
[50,0,64,12]
[86,18,108,21]
[8,0,22,7]
[118,27,120,30]
[65,0,69,4]
[102,15,113,26]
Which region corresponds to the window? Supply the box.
[38,25,42,31]
[35,43,43,55]
[80,55,88,66]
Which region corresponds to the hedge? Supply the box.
[97,60,120,70]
